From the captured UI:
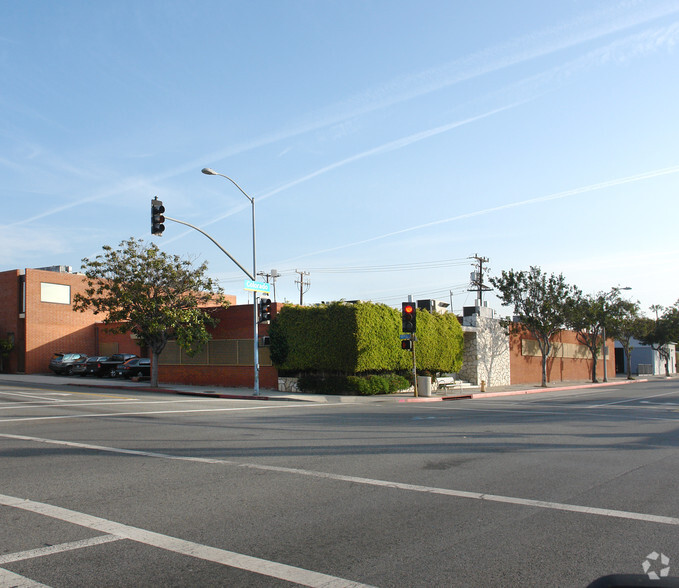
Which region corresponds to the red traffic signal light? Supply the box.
[151,197,165,235]
[402,302,416,333]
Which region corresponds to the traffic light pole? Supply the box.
[162,215,260,395]
[411,338,418,398]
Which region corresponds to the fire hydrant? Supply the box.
[480,380,486,392]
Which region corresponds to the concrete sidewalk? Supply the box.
[0,372,656,404]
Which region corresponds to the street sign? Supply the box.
[244,280,271,294]
[399,334,412,340]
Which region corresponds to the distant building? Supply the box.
[615,339,677,376]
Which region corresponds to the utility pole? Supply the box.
[295,270,310,305]
[257,269,279,302]
[468,254,492,306]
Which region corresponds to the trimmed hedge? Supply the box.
[297,373,411,396]
[270,301,463,375]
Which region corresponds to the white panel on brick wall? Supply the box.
[40,282,70,304]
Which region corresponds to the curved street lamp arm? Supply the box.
[164,216,254,280]
[201,168,253,204]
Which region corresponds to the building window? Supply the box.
[40,282,71,305]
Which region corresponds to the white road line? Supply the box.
[0,391,63,402]
[0,397,238,411]
[0,403,318,423]
[0,568,52,587]
[0,535,122,564]
[589,390,679,408]
[3,433,679,527]
[0,494,374,588]
[436,404,679,422]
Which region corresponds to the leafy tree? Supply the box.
[566,292,606,382]
[566,289,635,383]
[638,302,679,377]
[490,266,579,387]
[606,298,642,380]
[73,238,227,387]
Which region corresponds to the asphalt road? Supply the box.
[1,377,679,587]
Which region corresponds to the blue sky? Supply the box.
[2,0,678,316]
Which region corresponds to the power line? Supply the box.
[215,256,472,283]
[298,257,471,274]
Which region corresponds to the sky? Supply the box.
[2,0,679,317]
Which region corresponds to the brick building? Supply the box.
[95,304,279,389]
[509,327,615,384]
[0,267,102,373]
[0,267,621,389]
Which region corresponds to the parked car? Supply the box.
[116,357,151,379]
[98,354,138,378]
[49,352,88,375]
[79,356,111,377]
[69,356,91,376]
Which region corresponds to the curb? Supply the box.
[398,378,649,403]
[65,382,316,402]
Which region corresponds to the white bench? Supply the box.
[435,376,457,390]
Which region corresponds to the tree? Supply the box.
[606,298,642,380]
[73,238,227,387]
[638,302,679,377]
[566,289,635,383]
[566,292,606,382]
[490,266,579,387]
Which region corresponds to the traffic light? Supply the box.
[151,197,165,235]
[402,302,416,333]
[258,298,272,323]
[401,339,412,350]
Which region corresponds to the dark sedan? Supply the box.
[80,356,111,377]
[117,357,151,379]
[70,357,92,376]
[49,352,88,375]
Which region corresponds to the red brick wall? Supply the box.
[0,270,21,372]
[159,365,279,389]
[510,328,616,385]
[97,302,281,390]
[94,324,145,356]
[23,269,100,373]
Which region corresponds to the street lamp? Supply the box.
[202,167,260,396]
[603,286,632,382]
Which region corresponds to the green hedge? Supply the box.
[270,301,463,375]
[297,373,411,395]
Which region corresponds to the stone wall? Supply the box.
[457,309,510,386]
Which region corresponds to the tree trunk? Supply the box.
[539,338,551,387]
[624,347,633,380]
[151,350,160,387]
[590,348,599,383]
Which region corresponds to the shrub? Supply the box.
[297,371,411,396]
[297,373,352,395]
[384,373,410,393]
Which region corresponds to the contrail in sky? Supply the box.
[160,100,528,247]
[6,3,679,231]
[278,164,679,263]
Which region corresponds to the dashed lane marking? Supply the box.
[3,433,679,528]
